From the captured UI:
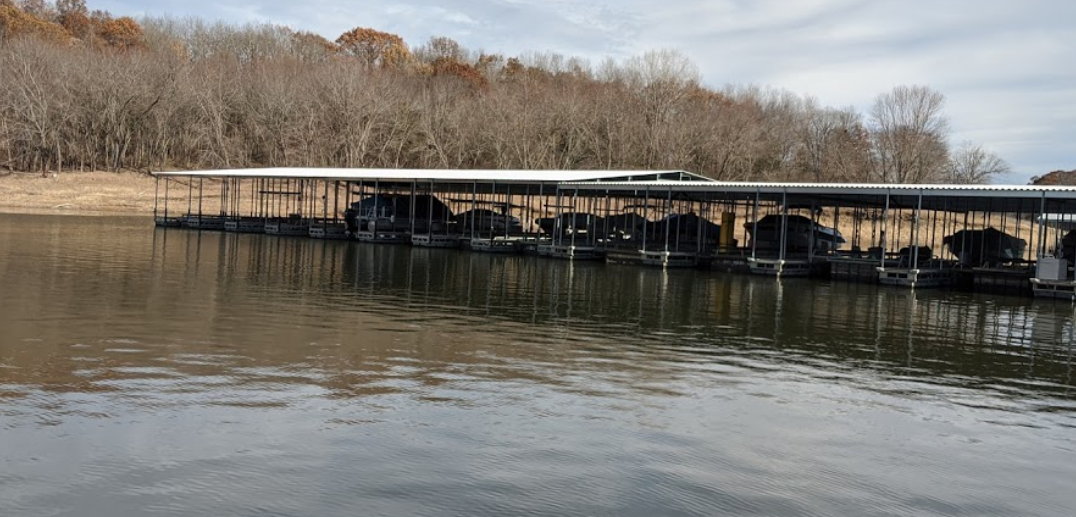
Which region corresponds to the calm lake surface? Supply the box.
[2,213,1075,517]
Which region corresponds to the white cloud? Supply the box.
[615,0,1076,182]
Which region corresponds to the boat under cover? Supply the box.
[642,213,721,243]
[943,228,1027,266]
[745,214,845,253]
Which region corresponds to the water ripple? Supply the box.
[1,215,1075,516]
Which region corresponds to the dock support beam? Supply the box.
[751,189,760,260]
[880,191,890,269]
[912,190,924,270]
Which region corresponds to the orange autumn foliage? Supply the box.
[334,26,410,68]
[95,15,142,50]
[0,1,70,43]
[431,57,487,90]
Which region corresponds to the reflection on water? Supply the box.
[1,214,1075,517]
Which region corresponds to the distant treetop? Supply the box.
[1031,170,1076,186]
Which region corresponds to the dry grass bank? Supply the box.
[0,171,159,215]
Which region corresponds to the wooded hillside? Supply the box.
[0,0,1012,183]
[1031,170,1076,185]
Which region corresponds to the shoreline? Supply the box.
[0,170,157,216]
[0,206,150,217]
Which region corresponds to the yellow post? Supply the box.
[720,212,736,252]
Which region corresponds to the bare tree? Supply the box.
[945,141,1010,184]
[621,49,700,168]
[288,30,334,63]
[17,0,52,19]
[797,101,870,182]
[414,35,465,64]
[868,85,950,183]
[1,39,74,174]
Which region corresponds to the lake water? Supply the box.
[1,213,1075,517]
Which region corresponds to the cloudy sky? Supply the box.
[98,0,1074,183]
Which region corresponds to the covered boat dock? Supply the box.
[151,168,1076,299]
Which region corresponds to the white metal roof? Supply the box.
[562,180,1076,197]
[151,169,1076,210]
[152,169,1076,196]
[703,181,1076,192]
[557,180,1076,214]
[152,167,710,183]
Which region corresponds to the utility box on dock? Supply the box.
[1036,257,1068,281]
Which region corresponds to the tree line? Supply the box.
[0,0,1010,183]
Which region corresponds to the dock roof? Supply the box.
[561,180,1076,212]
[563,179,1076,194]
[152,168,1076,212]
[152,167,711,183]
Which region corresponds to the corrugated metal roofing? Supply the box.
[152,169,1076,195]
[561,180,1076,196]
[705,181,1076,192]
[152,167,711,183]
[151,170,1076,210]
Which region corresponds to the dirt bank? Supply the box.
[0,171,159,215]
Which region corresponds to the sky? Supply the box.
[97,0,1075,184]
